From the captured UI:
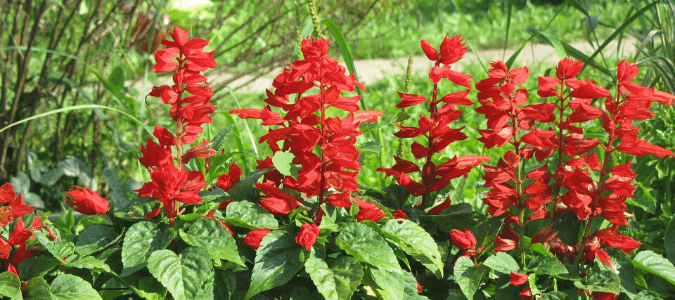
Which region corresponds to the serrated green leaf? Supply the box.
[225,201,278,230]
[363,266,405,300]
[305,252,363,300]
[212,124,235,152]
[608,249,637,298]
[632,250,675,285]
[23,277,54,300]
[138,276,167,300]
[453,256,488,299]
[246,231,304,299]
[483,252,520,274]
[51,274,102,300]
[336,223,400,274]
[121,221,174,277]
[179,218,245,267]
[628,183,657,214]
[573,270,620,294]
[0,272,22,300]
[527,255,568,276]
[63,255,111,273]
[34,231,75,260]
[382,219,444,277]
[75,224,118,256]
[18,257,61,280]
[147,247,214,300]
[272,151,295,176]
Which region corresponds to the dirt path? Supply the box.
[213,38,636,94]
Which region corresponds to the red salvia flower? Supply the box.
[64,186,110,215]
[231,37,381,222]
[295,223,321,250]
[245,228,272,250]
[378,36,487,210]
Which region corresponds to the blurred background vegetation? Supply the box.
[0,0,673,243]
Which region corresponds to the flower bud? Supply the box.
[295,223,320,250]
[65,186,109,215]
[244,228,272,250]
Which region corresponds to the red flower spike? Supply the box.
[295,223,320,250]
[64,186,109,215]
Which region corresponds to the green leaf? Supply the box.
[75,224,118,256]
[213,269,236,300]
[483,252,519,274]
[121,221,174,277]
[628,182,657,214]
[608,249,637,298]
[272,151,295,177]
[225,201,278,230]
[179,218,245,267]
[634,290,662,300]
[553,210,581,246]
[55,210,75,235]
[528,27,566,60]
[363,266,405,300]
[453,256,488,299]
[50,274,103,300]
[211,124,235,152]
[382,219,444,277]
[18,257,61,280]
[573,270,620,294]
[34,231,75,260]
[0,272,22,300]
[138,276,168,300]
[632,250,675,285]
[336,223,400,274]
[23,277,54,300]
[539,291,573,300]
[246,231,305,299]
[305,252,364,300]
[147,247,214,300]
[666,217,675,264]
[527,255,568,276]
[63,255,111,273]
[358,141,381,154]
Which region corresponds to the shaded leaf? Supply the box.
[246,231,304,299]
[336,223,400,274]
[121,222,174,277]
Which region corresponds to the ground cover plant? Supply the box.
[1,13,675,298]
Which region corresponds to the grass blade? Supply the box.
[227,86,259,158]
[0,104,145,134]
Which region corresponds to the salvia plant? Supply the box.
[0,24,674,300]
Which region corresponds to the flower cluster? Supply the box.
[476,57,674,284]
[137,26,217,223]
[0,183,54,279]
[377,35,488,210]
[231,37,382,224]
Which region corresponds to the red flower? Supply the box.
[0,183,34,223]
[510,272,529,286]
[64,186,109,215]
[295,223,320,250]
[519,287,534,300]
[216,162,243,192]
[245,228,272,250]
[450,228,477,251]
[355,199,384,222]
[136,165,206,218]
[392,210,407,219]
